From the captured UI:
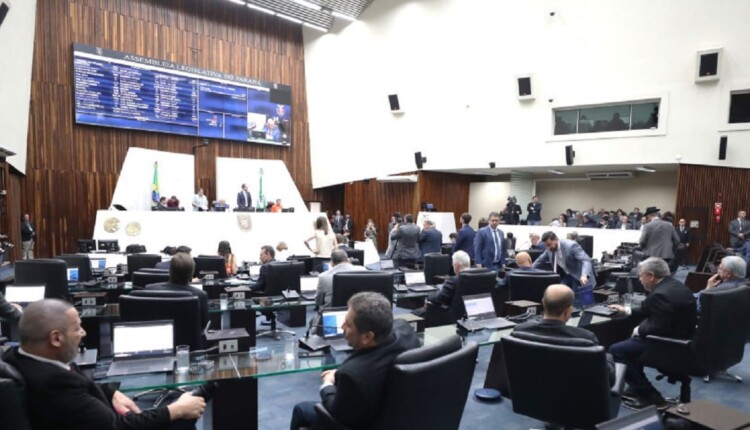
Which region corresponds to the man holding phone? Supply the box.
[693,255,746,311]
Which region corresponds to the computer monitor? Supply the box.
[97,239,119,253]
[77,239,96,253]
[4,285,45,305]
[90,257,106,270]
[193,255,228,279]
[320,308,347,338]
[112,320,175,359]
[66,268,80,282]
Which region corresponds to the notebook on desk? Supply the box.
[106,320,175,377]
[320,308,352,352]
[459,293,516,331]
[4,285,45,306]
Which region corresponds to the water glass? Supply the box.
[220,293,228,310]
[176,345,190,372]
[622,293,633,313]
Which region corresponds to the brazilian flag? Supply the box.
[151,162,159,207]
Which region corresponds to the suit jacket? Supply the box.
[532,239,593,281]
[694,277,745,312]
[637,276,697,339]
[0,291,22,321]
[418,228,443,257]
[675,226,691,245]
[315,263,368,308]
[391,223,421,260]
[145,281,209,329]
[639,219,680,259]
[728,218,750,248]
[3,348,170,430]
[526,202,542,222]
[21,221,35,242]
[236,190,252,209]
[332,216,345,234]
[474,226,505,269]
[320,320,420,428]
[452,225,476,259]
[250,259,274,292]
[426,275,457,307]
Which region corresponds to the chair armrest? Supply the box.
[645,335,692,347]
[611,363,626,396]
[313,403,349,430]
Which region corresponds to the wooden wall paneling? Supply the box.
[26,0,312,257]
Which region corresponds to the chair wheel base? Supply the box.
[474,388,502,402]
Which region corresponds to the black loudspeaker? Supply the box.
[414,151,426,169]
[0,2,9,28]
[565,145,575,166]
[517,76,532,97]
[489,162,496,169]
[699,52,719,77]
[719,136,727,160]
[388,94,400,111]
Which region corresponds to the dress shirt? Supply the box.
[492,228,502,262]
[18,347,70,371]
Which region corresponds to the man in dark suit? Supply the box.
[728,210,750,249]
[290,292,420,429]
[418,219,443,257]
[391,213,421,268]
[411,250,471,317]
[526,196,543,226]
[249,245,275,292]
[236,183,252,210]
[3,299,206,430]
[146,252,209,330]
[474,211,505,271]
[533,231,594,291]
[674,218,691,269]
[342,214,354,242]
[332,210,345,234]
[608,257,697,410]
[452,213,476,259]
[21,213,36,260]
[639,206,680,263]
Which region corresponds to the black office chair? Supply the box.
[503,332,625,429]
[344,249,365,267]
[640,285,750,403]
[313,335,479,430]
[131,270,170,288]
[15,259,70,301]
[331,271,394,307]
[119,292,203,350]
[287,255,314,275]
[125,244,147,254]
[194,255,228,279]
[507,272,560,302]
[0,358,31,430]
[126,254,161,277]
[423,268,497,327]
[257,261,305,338]
[526,248,544,262]
[423,253,450,285]
[56,254,94,282]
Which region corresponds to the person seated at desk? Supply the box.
[212,199,229,212]
[249,245,275,293]
[694,255,746,312]
[412,250,470,317]
[155,196,168,210]
[3,299,206,430]
[0,290,22,320]
[155,245,191,270]
[146,252,209,330]
[291,292,420,429]
[315,250,367,311]
[519,233,545,251]
[166,195,180,209]
[335,234,349,250]
[513,284,615,384]
[217,240,237,276]
[271,199,283,213]
[500,252,543,287]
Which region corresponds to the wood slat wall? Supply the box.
[675,163,750,262]
[25,0,319,257]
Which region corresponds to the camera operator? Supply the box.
[504,196,522,225]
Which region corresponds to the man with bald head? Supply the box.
[513,284,598,343]
[3,299,206,430]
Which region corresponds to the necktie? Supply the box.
[492,229,500,262]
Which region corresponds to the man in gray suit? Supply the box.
[639,207,680,263]
[728,210,750,249]
[693,255,746,311]
[533,231,595,291]
[314,250,367,310]
[391,213,421,268]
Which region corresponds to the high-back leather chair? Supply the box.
[508,272,560,302]
[503,332,624,429]
[126,254,161,276]
[641,285,750,403]
[526,248,544,262]
[265,261,305,296]
[0,358,31,430]
[423,253,450,285]
[447,268,497,321]
[313,335,479,430]
[15,259,70,301]
[344,249,365,267]
[119,292,203,350]
[55,254,93,282]
[287,255,314,275]
[331,271,393,307]
[131,270,170,288]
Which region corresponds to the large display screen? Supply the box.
[72,44,292,146]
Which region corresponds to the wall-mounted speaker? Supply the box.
[414,151,426,169]
[565,145,575,166]
[516,75,534,101]
[0,2,10,28]
[489,162,496,169]
[695,48,721,83]
[719,136,727,160]
[388,94,401,112]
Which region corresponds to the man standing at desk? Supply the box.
[192,188,208,212]
[291,292,420,429]
[608,258,696,410]
[474,211,505,271]
[418,219,443,257]
[639,206,679,264]
[729,210,750,250]
[146,252,209,330]
[3,299,206,430]
[533,231,594,291]
[237,183,252,210]
[526,196,543,226]
[452,213,475,259]
[21,213,35,260]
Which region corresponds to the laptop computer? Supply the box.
[459,293,516,331]
[67,268,80,283]
[4,285,45,305]
[583,304,617,317]
[106,320,175,377]
[248,265,262,278]
[320,308,352,352]
[379,259,395,270]
[404,272,436,292]
[300,276,318,300]
[90,257,107,271]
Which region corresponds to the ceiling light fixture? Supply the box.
[331,11,356,21]
[227,0,246,5]
[292,0,322,11]
[276,13,303,24]
[547,169,565,175]
[247,2,275,15]
[303,22,328,32]
[636,166,656,173]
